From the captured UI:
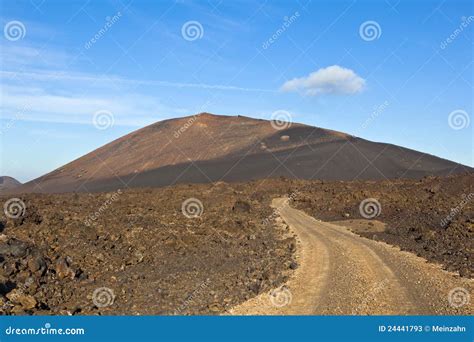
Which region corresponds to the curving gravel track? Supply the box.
[231,198,473,315]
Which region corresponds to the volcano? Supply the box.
[0,176,22,192]
[11,113,472,193]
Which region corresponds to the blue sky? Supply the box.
[1,0,472,182]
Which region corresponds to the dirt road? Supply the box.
[231,198,473,315]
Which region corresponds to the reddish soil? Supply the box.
[10,113,470,194]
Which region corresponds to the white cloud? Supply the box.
[281,65,366,96]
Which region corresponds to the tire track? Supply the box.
[231,198,473,315]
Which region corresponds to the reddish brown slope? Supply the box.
[0,176,22,192]
[13,113,471,193]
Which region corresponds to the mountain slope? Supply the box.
[0,176,22,192]
[13,113,472,193]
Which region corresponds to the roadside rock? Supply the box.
[6,289,37,310]
[55,257,76,280]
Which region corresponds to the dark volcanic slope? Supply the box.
[0,176,22,192]
[14,113,471,193]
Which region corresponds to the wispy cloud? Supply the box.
[0,38,274,127]
[0,83,187,127]
[0,44,74,69]
[281,65,366,96]
[1,69,275,93]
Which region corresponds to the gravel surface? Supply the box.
[232,198,473,315]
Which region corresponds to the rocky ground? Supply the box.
[0,173,472,315]
[0,182,296,315]
[292,173,473,278]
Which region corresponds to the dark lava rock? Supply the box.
[293,173,473,278]
[232,200,251,213]
[28,255,47,275]
[0,239,28,258]
[0,183,297,315]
